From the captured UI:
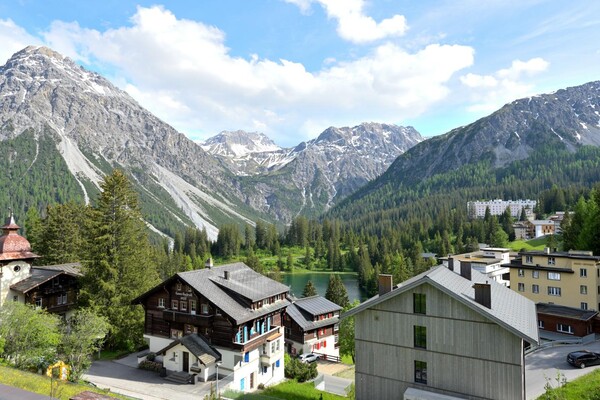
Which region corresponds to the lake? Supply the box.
[282,272,367,303]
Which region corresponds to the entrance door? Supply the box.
[182,351,189,372]
[250,372,255,389]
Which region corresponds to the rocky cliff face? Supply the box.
[0,46,423,234]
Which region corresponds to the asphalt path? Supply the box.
[525,341,600,399]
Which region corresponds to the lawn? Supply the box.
[537,369,600,399]
[224,380,348,400]
[0,365,132,400]
[509,236,548,251]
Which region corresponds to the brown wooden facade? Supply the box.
[24,273,79,315]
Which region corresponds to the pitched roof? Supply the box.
[10,263,82,294]
[537,303,598,321]
[294,295,341,316]
[134,262,290,325]
[156,334,221,366]
[343,266,539,345]
[286,302,339,331]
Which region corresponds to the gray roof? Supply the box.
[176,263,290,325]
[34,262,82,276]
[294,295,341,316]
[11,263,82,293]
[537,303,598,321]
[157,334,221,366]
[286,302,339,331]
[343,266,539,345]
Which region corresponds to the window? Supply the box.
[158,298,165,308]
[517,283,525,292]
[556,324,573,334]
[12,295,18,302]
[548,272,561,281]
[581,302,588,310]
[413,293,426,314]
[532,284,539,294]
[548,287,561,296]
[580,285,588,295]
[172,300,179,310]
[13,265,21,272]
[176,283,182,291]
[525,255,533,263]
[548,257,556,266]
[180,300,187,312]
[414,326,427,349]
[201,303,209,315]
[414,361,427,384]
[215,307,221,316]
[538,320,544,329]
[581,268,588,277]
[58,293,68,305]
[518,269,525,277]
[35,298,42,308]
[532,270,539,279]
[190,300,196,313]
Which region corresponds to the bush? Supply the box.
[284,353,317,382]
[146,352,156,361]
[138,360,162,372]
[257,383,265,390]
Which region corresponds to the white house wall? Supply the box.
[0,260,32,306]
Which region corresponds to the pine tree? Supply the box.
[325,274,349,308]
[302,280,317,297]
[82,170,159,350]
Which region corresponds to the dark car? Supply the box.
[567,350,600,368]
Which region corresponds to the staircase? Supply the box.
[165,371,193,384]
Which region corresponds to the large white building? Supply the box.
[468,199,536,219]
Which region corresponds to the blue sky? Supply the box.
[1,1,599,146]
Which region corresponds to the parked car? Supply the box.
[567,350,600,368]
[298,353,320,363]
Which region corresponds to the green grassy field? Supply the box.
[509,236,549,251]
[0,365,132,400]
[537,369,600,399]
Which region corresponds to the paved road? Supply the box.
[84,360,215,400]
[525,341,600,399]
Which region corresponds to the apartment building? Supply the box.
[440,247,511,286]
[467,199,536,219]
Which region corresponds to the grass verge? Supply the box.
[224,379,348,399]
[0,365,132,400]
[537,369,600,399]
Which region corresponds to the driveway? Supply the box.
[525,341,600,399]
[83,360,218,400]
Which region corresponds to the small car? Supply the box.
[566,350,600,368]
[298,353,320,363]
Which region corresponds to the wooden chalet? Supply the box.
[284,295,341,360]
[133,261,290,391]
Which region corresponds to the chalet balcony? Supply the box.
[162,309,213,325]
[233,326,282,352]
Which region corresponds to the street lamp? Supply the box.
[215,360,222,397]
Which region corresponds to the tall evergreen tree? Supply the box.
[81,170,159,350]
[302,280,317,297]
[325,274,349,308]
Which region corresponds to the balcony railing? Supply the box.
[233,326,281,351]
[163,309,212,325]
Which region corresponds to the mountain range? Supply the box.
[0,46,422,239]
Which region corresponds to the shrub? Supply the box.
[257,383,265,390]
[146,352,156,362]
[138,360,162,372]
[284,353,317,382]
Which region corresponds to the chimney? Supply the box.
[460,261,472,281]
[205,258,213,269]
[224,270,230,280]
[473,282,492,308]
[448,257,454,272]
[378,274,393,296]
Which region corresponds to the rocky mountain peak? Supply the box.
[201,130,282,158]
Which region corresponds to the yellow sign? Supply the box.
[46,361,70,381]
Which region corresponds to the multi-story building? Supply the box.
[507,249,600,311]
[467,199,536,219]
[441,247,511,286]
[283,295,341,360]
[0,214,81,318]
[133,261,289,392]
[343,270,538,400]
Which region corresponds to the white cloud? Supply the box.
[2,6,473,146]
[460,58,549,112]
[0,18,42,65]
[287,0,408,44]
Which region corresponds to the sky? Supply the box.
[1,1,599,147]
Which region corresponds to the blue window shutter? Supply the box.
[267,317,271,331]
[261,321,264,334]
[236,331,240,342]
[276,359,280,368]
[244,352,249,362]
[241,378,245,391]
[244,326,248,342]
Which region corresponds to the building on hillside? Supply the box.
[530,220,557,238]
[0,214,81,318]
[343,270,538,400]
[467,199,536,219]
[283,295,341,360]
[507,249,600,312]
[132,261,289,392]
[440,247,511,286]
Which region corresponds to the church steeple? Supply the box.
[0,211,39,262]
